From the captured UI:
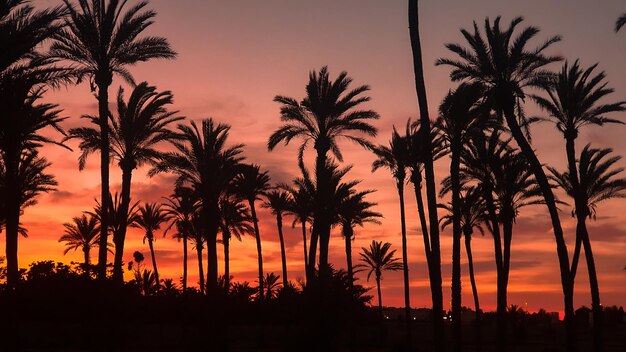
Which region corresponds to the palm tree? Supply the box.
[268,66,378,281]
[358,240,403,317]
[436,17,579,351]
[59,213,101,272]
[163,186,199,293]
[408,2,445,348]
[550,146,626,352]
[263,272,282,300]
[68,82,182,282]
[189,212,205,294]
[534,61,625,352]
[616,14,626,32]
[263,189,292,288]
[283,182,313,277]
[218,195,253,290]
[150,118,244,296]
[51,0,176,278]
[232,164,271,300]
[336,187,381,286]
[372,127,412,344]
[133,202,170,291]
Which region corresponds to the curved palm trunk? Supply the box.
[579,219,603,352]
[408,2,444,350]
[376,273,383,318]
[223,232,230,291]
[397,182,412,348]
[5,156,20,288]
[450,148,462,352]
[97,80,111,280]
[276,213,288,288]
[343,225,354,287]
[503,109,574,351]
[182,233,188,292]
[249,200,264,300]
[196,243,205,295]
[147,235,160,290]
[301,221,309,279]
[464,230,482,352]
[113,165,133,283]
[411,174,431,264]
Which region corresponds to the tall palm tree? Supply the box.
[437,82,490,350]
[283,182,313,277]
[151,118,244,296]
[372,127,412,344]
[68,82,182,282]
[51,0,176,278]
[263,189,292,288]
[408,2,445,348]
[163,186,199,293]
[218,195,253,290]
[436,17,579,351]
[268,66,378,281]
[233,164,271,300]
[534,61,625,352]
[336,187,381,286]
[133,202,170,291]
[358,240,403,317]
[616,14,626,32]
[550,146,626,352]
[59,213,101,271]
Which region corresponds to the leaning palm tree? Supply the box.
[133,202,170,291]
[550,146,626,352]
[59,213,101,272]
[268,66,378,281]
[51,0,176,278]
[218,194,253,290]
[263,189,292,288]
[150,118,244,296]
[163,186,199,292]
[372,127,412,344]
[68,82,182,282]
[436,17,578,351]
[534,60,625,352]
[232,164,271,300]
[616,14,626,32]
[357,240,403,317]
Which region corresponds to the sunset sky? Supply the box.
[16,0,626,313]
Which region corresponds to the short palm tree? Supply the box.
[283,182,313,277]
[218,195,253,290]
[51,0,176,278]
[268,66,378,281]
[133,203,170,291]
[263,272,282,300]
[68,82,182,282]
[263,189,292,288]
[358,240,403,317]
[436,17,579,351]
[59,213,101,271]
[232,164,271,300]
[150,118,244,296]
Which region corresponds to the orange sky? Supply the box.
[13,0,626,313]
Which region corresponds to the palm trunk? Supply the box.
[464,229,482,352]
[113,165,133,283]
[308,222,319,282]
[408,2,444,350]
[203,194,219,296]
[343,225,354,287]
[223,232,230,291]
[196,243,205,295]
[5,155,20,288]
[450,147,462,352]
[97,80,111,280]
[579,219,603,352]
[397,182,412,347]
[376,273,383,318]
[313,146,331,281]
[147,235,160,290]
[503,108,574,351]
[182,233,188,292]
[276,213,288,288]
[301,221,309,279]
[83,247,91,277]
[249,200,264,300]
[411,174,431,264]
[502,215,513,308]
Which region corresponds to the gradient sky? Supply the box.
[16,0,626,313]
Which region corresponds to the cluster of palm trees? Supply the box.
[2,1,626,352]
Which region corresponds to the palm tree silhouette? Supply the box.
[268,66,378,281]
[372,127,412,344]
[437,17,579,351]
[151,118,244,296]
[263,189,292,288]
[283,182,313,278]
[535,61,625,352]
[263,272,282,300]
[163,186,199,293]
[188,212,206,294]
[68,82,182,282]
[616,14,626,32]
[133,202,170,291]
[233,164,271,300]
[52,0,176,278]
[408,2,445,348]
[59,213,101,272]
[357,240,403,317]
[550,145,626,352]
[218,195,253,290]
